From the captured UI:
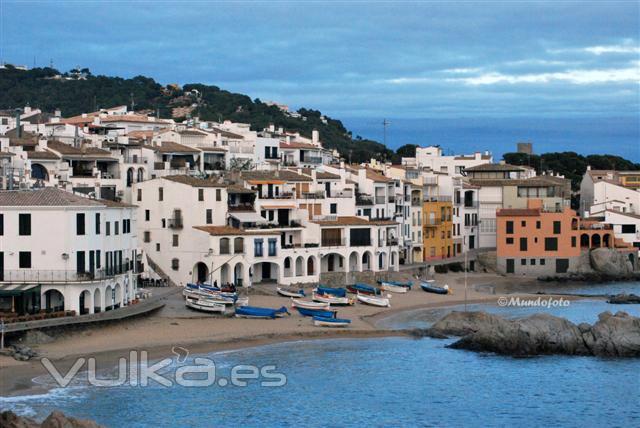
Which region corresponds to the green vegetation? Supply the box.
[0,67,394,163]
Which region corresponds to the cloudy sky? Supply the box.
[1,1,638,119]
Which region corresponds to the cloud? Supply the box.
[584,45,640,55]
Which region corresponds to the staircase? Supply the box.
[145,255,177,287]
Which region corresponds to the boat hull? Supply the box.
[312,292,354,306]
[185,298,226,313]
[347,284,381,296]
[357,294,390,307]
[277,287,305,298]
[294,306,337,318]
[420,282,449,295]
[379,283,409,293]
[235,306,289,319]
[313,316,351,327]
[291,299,330,310]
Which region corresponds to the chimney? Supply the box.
[278,126,283,134]
[24,106,31,114]
[269,123,275,133]
[587,165,591,171]
[82,113,88,118]
[312,129,319,145]
[54,108,61,117]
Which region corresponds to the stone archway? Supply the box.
[580,233,590,248]
[591,234,601,248]
[114,284,122,309]
[137,167,145,182]
[603,234,611,248]
[295,256,304,276]
[43,289,64,312]
[193,262,209,284]
[31,163,49,181]
[234,262,244,287]
[362,251,372,271]
[284,257,293,277]
[126,167,134,187]
[307,256,316,276]
[104,285,113,310]
[79,289,92,315]
[349,251,360,272]
[93,288,102,313]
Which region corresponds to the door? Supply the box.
[0,252,3,281]
[325,182,331,197]
[469,236,475,249]
[328,255,335,272]
[506,259,514,274]
[262,262,271,279]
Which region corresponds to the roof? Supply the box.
[366,168,393,183]
[152,141,200,154]
[496,208,541,217]
[280,142,319,150]
[465,163,524,172]
[163,175,227,188]
[127,130,155,140]
[27,150,60,160]
[198,146,227,153]
[311,216,398,226]
[468,177,570,188]
[453,155,492,160]
[226,184,255,194]
[101,115,171,124]
[0,187,134,208]
[291,167,340,180]
[193,225,280,236]
[241,170,312,182]
[46,140,113,158]
[209,127,244,140]
[178,129,208,136]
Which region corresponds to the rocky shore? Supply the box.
[412,310,640,357]
[0,410,101,428]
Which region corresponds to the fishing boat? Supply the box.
[185,297,226,313]
[294,306,337,318]
[235,306,290,319]
[290,299,330,310]
[378,280,412,293]
[234,296,249,307]
[312,315,351,328]
[420,281,450,295]
[356,293,391,307]
[347,283,382,296]
[277,287,305,298]
[312,290,354,306]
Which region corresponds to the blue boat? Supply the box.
[316,286,347,298]
[235,306,289,319]
[377,279,413,289]
[347,283,381,296]
[312,315,351,327]
[294,306,337,318]
[420,281,449,295]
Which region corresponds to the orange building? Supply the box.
[423,200,454,261]
[496,199,632,275]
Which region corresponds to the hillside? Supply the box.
[0,66,394,163]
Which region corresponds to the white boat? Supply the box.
[291,298,330,310]
[313,316,351,328]
[379,282,409,294]
[357,293,390,307]
[277,287,305,298]
[235,296,249,307]
[185,297,226,313]
[312,291,355,306]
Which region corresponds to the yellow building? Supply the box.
[423,200,454,261]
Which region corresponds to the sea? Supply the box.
[2,281,640,427]
[342,117,640,162]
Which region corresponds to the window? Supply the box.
[156,243,160,252]
[571,236,577,247]
[137,189,142,202]
[19,214,31,236]
[268,238,277,256]
[556,259,569,274]
[621,224,636,234]
[173,234,179,247]
[96,250,101,269]
[95,213,101,234]
[0,213,3,235]
[106,222,111,236]
[76,213,86,235]
[536,220,541,229]
[144,231,151,243]
[520,237,528,251]
[171,258,179,271]
[76,251,85,273]
[145,210,150,221]
[540,259,546,265]
[158,187,164,201]
[521,259,526,265]
[216,189,221,202]
[521,221,526,227]
[206,209,213,224]
[545,237,558,251]
[254,239,264,257]
[330,203,337,214]
[506,221,513,234]
[531,259,536,265]
[115,221,119,235]
[162,219,166,228]
[553,221,561,234]
[19,251,31,268]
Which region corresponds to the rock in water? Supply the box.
[426,310,640,357]
[589,248,633,276]
[0,411,102,428]
[607,293,640,304]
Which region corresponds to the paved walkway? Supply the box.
[3,287,179,334]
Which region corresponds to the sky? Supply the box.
[1,1,639,123]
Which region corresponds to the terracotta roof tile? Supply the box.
[311,216,397,226]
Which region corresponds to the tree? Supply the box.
[396,144,418,158]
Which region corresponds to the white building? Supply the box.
[0,187,138,316]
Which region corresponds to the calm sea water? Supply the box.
[2,283,640,427]
[342,117,640,161]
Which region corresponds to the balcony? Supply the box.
[259,192,294,200]
[423,177,438,186]
[356,194,374,205]
[424,218,443,227]
[387,238,399,246]
[424,195,452,203]
[301,191,325,200]
[1,269,116,284]
[321,238,346,247]
[388,196,396,203]
[168,217,183,229]
[332,190,354,198]
[304,156,323,164]
[228,203,255,212]
[375,196,386,204]
[412,198,422,207]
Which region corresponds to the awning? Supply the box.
[230,212,267,223]
[0,283,40,295]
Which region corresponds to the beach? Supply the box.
[0,272,588,397]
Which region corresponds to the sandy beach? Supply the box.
[0,272,587,397]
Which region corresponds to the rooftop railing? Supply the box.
[0,269,119,284]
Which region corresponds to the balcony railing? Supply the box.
[321,238,345,247]
[304,156,323,164]
[259,192,294,200]
[332,190,354,198]
[168,217,183,229]
[301,191,325,199]
[375,196,386,204]
[356,194,374,205]
[423,177,438,186]
[424,219,443,227]
[228,203,255,211]
[423,195,452,203]
[0,269,117,284]
[387,238,399,246]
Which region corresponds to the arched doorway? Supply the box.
[79,290,92,315]
[362,251,372,270]
[93,288,102,313]
[284,257,293,277]
[104,285,113,310]
[31,163,48,181]
[603,234,611,248]
[591,234,601,248]
[137,167,144,182]
[126,168,134,187]
[194,262,209,284]
[580,234,590,248]
[349,251,359,272]
[43,289,64,312]
[295,256,304,276]
[252,262,279,284]
[114,284,122,309]
[321,254,344,273]
[307,256,316,276]
[220,263,231,285]
[234,262,244,287]
[378,252,387,270]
